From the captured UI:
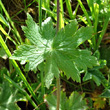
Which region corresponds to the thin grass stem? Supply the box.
[73,3,79,19]
[38,0,42,28]
[4,75,39,110]
[0,34,40,106]
[11,0,36,18]
[0,25,17,45]
[23,0,27,10]
[77,0,92,26]
[56,78,60,110]
[38,1,46,109]
[96,15,109,50]
[0,0,22,44]
[65,0,74,19]
[41,71,46,110]
[59,0,64,28]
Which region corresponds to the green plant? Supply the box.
[10,13,98,109]
[11,13,98,87]
[77,0,110,51]
[0,80,26,110]
[0,0,22,45]
[46,91,88,110]
[1,0,109,109]
[83,60,107,87]
[0,30,39,109]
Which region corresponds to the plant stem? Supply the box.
[56,0,60,110]
[56,78,60,110]
[57,0,60,32]
[39,0,42,28]
[0,25,17,45]
[41,71,46,110]
[92,3,99,50]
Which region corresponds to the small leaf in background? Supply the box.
[83,69,106,86]
[91,91,106,109]
[68,91,88,110]
[93,98,106,109]
[100,88,110,98]
[83,60,107,86]
[46,91,88,110]
[0,67,10,83]
[0,80,26,110]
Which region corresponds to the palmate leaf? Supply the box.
[11,13,98,88]
[11,44,45,70]
[45,52,60,88]
[46,91,88,110]
[100,89,110,98]
[83,60,107,86]
[83,69,105,86]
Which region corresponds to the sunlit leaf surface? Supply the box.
[11,13,98,88]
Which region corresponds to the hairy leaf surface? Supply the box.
[11,13,98,88]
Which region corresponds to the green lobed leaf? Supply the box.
[53,50,80,82]
[52,20,78,49]
[53,26,93,49]
[11,13,98,88]
[41,17,56,40]
[83,68,107,86]
[72,26,93,48]
[70,49,98,71]
[68,91,87,110]
[46,91,88,110]
[22,13,45,47]
[11,44,45,70]
[45,52,60,88]
[100,89,110,98]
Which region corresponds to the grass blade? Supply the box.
[0,24,17,45]
[77,0,92,26]
[4,75,38,110]
[97,15,109,50]
[59,0,64,28]
[38,0,42,28]
[0,0,22,44]
[65,0,74,19]
[0,34,40,106]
